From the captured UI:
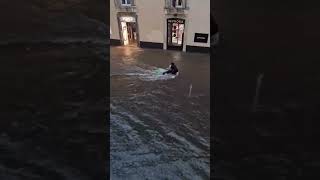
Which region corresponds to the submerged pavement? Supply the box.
[110,46,210,179]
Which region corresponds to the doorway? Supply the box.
[120,16,138,46]
[126,22,137,45]
[167,18,185,51]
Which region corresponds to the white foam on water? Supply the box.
[110,100,210,180]
[111,66,178,81]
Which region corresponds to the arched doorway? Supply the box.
[167,18,185,51]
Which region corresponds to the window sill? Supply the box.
[164,6,189,10]
[120,4,136,7]
[119,5,136,9]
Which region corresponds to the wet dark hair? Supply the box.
[171,62,175,65]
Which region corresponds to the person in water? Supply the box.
[163,62,179,75]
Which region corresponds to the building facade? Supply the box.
[110,0,210,53]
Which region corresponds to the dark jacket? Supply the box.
[170,64,178,73]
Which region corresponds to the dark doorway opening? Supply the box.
[167,18,185,51]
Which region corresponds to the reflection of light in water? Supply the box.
[122,47,139,65]
[112,46,144,68]
[172,51,183,62]
[123,46,134,56]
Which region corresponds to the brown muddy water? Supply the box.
[110,46,210,180]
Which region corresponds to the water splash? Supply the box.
[252,73,264,112]
[111,66,177,81]
[189,84,193,97]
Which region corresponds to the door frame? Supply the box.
[117,13,140,47]
[167,18,185,51]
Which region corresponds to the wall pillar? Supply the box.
[182,14,188,52]
[163,15,167,50]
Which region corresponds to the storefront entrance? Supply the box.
[167,18,185,51]
[120,16,138,46]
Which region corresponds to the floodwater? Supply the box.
[110,46,210,180]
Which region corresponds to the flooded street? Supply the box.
[110,46,210,179]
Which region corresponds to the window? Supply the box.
[177,0,183,7]
[172,0,183,8]
[121,0,131,6]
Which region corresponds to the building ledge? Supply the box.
[164,8,189,15]
[117,5,137,13]
[164,6,189,10]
